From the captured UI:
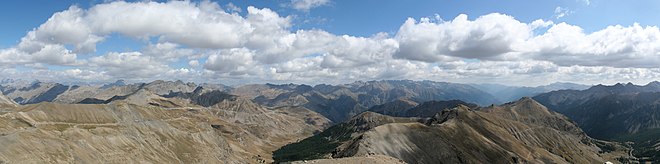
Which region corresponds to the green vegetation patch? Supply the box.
[611,129,660,163]
[272,123,354,163]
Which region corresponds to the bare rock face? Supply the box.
[0,80,202,105]
[142,80,197,95]
[274,98,634,163]
[0,93,17,108]
[0,93,330,163]
[0,81,69,104]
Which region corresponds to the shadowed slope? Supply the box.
[534,82,660,162]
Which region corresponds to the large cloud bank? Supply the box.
[2,1,660,85]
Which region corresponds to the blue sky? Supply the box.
[2,0,660,86]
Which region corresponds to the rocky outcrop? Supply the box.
[0,93,17,108]
[163,86,237,107]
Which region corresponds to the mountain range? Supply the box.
[1,78,658,163]
[1,79,585,123]
[234,80,501,122]
[471,82,591,103]
[274,98,634,163]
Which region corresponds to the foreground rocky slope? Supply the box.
[288,155,405,164]
[275,98,633,163]
[0,91,329,163]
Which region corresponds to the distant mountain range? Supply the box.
[0,79,588,123]
[234,80,500,122]
[471,82,591,103]
[0,78,583,108]
[534,81,660,162]
[0,79,230,105]
[0,79,497,122]
[367,99,478,117]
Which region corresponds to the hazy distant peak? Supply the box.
[647,81,660,86]
[100,79,127,89]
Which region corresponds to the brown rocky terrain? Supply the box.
[289,155,406,164]
[0,91,329,163]
[0,93,17,108]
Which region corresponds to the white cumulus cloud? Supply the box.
[395,13,532,62]
[89,51,169,78]
[204,48,257,75]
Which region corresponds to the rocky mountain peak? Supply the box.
[494,97,555,118]
[613,83,625,87]
[346,111,422,132]
[514,97,545,108]
[100,79,127,89]
[425,105,468,125]
[348,112,394,129]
